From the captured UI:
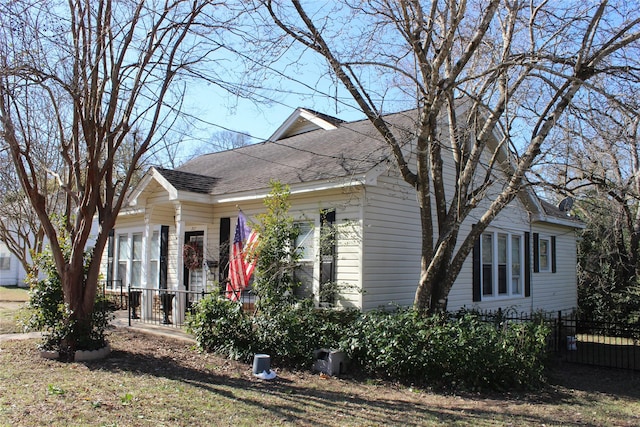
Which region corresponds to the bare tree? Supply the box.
[255,0,640,312]
[536,87,640,320]
[186,129,253,161]
[0,0,231,352]
[0,152,46,274]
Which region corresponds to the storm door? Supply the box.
[183,231,205,308]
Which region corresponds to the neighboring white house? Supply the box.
[0,218,100,289]
[0,241,27,287]
[100,107,583,323]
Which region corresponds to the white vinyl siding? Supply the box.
[208,190,362,309]
[530,224,578,312]
[449,196,531,312]
[361,174,421,310]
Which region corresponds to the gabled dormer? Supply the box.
[268,107,343,141]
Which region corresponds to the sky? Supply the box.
[173,42,370,163]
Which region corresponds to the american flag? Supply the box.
[226,211,259,301]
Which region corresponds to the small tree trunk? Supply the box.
[59,259,99,360]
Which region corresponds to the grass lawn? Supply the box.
[0,285,29,302]
[1,289,639,426]
[1,328,639,427]
[0,286,30,334]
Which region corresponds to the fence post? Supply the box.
[119,281,124,310]
[128,284,131,327]
[557,310,562,354]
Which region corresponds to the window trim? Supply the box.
[292,210,338,307]
[476,229,525,301]
[0,252,11,271]
[114,228,161,289]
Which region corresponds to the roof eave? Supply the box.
[531,214,585,229]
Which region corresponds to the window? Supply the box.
[114,230,160,289]
[149,231,160,288]
[294,222,315,298]
[533,233,555,273]
[479,230,524,299]
[538,237,550,272]
[295,222,315,262]
[116,234,130,287]
[131,234,143,287]
[0,253,10,270]
[511,235,522,294]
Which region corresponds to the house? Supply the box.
[101,107,583,323]
[0,241,26,287]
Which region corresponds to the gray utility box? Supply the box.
[312,349,347,376]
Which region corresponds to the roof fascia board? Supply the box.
[531,214,585,229]
[118,206,146,216]
[174,191,214,204]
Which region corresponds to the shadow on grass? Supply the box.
[545,359,640,400]
[76,330,624,426]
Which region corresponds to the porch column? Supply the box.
[174,203,185,324]
[141,211,153,319]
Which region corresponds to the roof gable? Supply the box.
[268,107,344,141]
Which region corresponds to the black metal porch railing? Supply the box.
[125,287,214,327]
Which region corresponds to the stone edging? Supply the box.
[39,343,111,361]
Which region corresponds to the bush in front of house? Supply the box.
[341,308,550,391]
[186,295,360,368]
[188,298,549,390]
[187,182,549,390]
[185,295,255,361]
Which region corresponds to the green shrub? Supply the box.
[252,302,359,368]
[186,295,254,361]
[341,309,550,391]
[25,250,113,352]
[188,296,359,368]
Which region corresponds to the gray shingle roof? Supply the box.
[167,111,418,196]
[155,168,219,194]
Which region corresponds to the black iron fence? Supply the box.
[471,308,640,371]
[562,316,640,371]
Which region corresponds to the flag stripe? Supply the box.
[227,212,259,301]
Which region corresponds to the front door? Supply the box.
[183,231,204,308]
